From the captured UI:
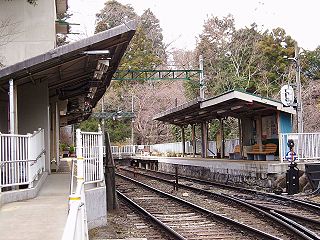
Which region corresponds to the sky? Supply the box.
[68,0,320,51]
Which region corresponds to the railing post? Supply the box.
[279,134,282,163]
[42,129,45,172]
[76,129,82,159]
[0,132,2,193]
[27,133,33,188]
[98,128,103,181]
[76,129,84,181]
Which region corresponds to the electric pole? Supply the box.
[131,95,134,148]
[199,55,205,99]
[295,43,303,133]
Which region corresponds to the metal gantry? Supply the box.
[112,69,202,81]
[91,111,134,120]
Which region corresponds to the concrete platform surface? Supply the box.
[0,173,70,240]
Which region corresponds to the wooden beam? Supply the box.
[181,125,186,157]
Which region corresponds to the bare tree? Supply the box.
[301,79,320,132]
[132,81,186,144]
[171,49,197,70]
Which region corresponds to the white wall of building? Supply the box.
[0,0,56,66]
[17,80,50,172]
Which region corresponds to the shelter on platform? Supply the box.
[0,21,136,175]
[154,90,295,160]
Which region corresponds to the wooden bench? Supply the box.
[229,145,241,160]
[247,143,277,161]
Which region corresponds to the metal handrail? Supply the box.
[62,128,105,240]
[0,159,36,167]
[31,128,44,137]
[61,158,88,240]
[0,150,45,167]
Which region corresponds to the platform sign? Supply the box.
[286,151,297,162]
[281,85,295,107]
[287,134,298,140]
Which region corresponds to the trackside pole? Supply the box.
[104,132,119,211]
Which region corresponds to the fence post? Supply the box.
[76,129,84,181]
[27,133,33,188]
[98,128,104,182]
[76,129,82,159]
[42,129,45,172]
[0,132,2,193]
[279,134,283,163]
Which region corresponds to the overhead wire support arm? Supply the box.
[112,69,202,81]
[91,111,134,120]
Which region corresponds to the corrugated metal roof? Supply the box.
[154,90,295,125]
[0,21,136,126]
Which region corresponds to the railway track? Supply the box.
[90,198,173,239]
[116,173,282,240]
[117,166,320,239]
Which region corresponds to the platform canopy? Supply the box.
[154,90,296,125]
[0,21,136,125]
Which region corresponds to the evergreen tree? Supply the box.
[93,1,169,144]
[302,46,320,80]
[95,0,137,33]
[140,8,167,62]
[193,15,296,98]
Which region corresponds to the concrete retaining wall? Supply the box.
[0,172,48,208]
[158,162,288,189]
[85,186,107,229]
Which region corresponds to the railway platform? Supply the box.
[127,156,308,188]
[0,173,69,240]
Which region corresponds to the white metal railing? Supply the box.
[111,146,119,156]
[29,129,45,186]
[0,129,45,191]
[62,128,104,240]
[111,139,239,158]
[280,132,320,162]
[121,145,135,155]
[61,159,88,240]
[111,144,149,158]
[77,129,104,183]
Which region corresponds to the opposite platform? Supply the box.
[132,156,306,173]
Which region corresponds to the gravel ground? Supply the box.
[89,207,140,239]
[89,200,169,240]
[306,194,320,203]
[89,167,320,239]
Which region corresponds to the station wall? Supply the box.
[0,92,8,133]
[0,1,56,66]
[17,80,50,171]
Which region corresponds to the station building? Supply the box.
[0,0,135,174]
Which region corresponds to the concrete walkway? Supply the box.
[0,173,70,240]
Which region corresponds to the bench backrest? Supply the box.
[234,145,240,153]
[252,144,263,152]
[263,143,277,153]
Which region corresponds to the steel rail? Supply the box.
[116,173,281,240]
[230,195,320,225]
[223,194,320,240]
[134,166,320,211]
[117,190,186,240]
[119,167,320,240]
